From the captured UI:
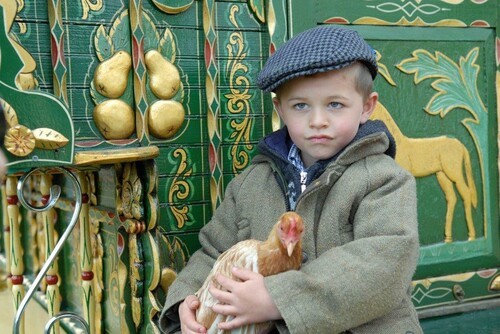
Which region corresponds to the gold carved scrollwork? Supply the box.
[225,5,253,174]
[129,233,143,330]
[168,148,192,229]
[121,163,143,220]
[116,162,146,330]
[81,0,103,20]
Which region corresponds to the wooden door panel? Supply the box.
[288,0,499,313]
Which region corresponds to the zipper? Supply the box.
[300,171,307,193]
[269,162,292,211]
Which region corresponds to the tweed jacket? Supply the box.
[159,123,422,334]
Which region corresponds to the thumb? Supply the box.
[231,267,258,281]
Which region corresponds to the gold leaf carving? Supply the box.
[16,72,38,91]
[81,0,103,20]
[1,99,18,127]
[169,149,192,229]
[490,275,500,291]
[152,0,193,14]
[4,124,35,156]
[145,50,181,100]
[225,5,253,174]
[33,128,69,149]
[93,51,132,99]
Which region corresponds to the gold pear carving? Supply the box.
[93,51,132,98]
[148,100,185,139]
[93,99,135,140]
[145,49,181,99]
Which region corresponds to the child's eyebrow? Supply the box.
[287,94,348,102]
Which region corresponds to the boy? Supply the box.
[159,25,422,334]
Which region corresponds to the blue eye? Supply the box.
[294,103,308,110]
[329,102,342,109]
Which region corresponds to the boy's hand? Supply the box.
[179,295,207,334]
[209,267,282,330]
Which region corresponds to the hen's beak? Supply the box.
[286,241,298,256]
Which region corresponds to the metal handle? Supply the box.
[44,312,90,334]
[12,167,88,334]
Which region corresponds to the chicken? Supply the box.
[195,212,305,334]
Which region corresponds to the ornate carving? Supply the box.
[77,172,96,334]
[93,51,132,99]
[398,48,488,242]
[168,148,192,229]
[121,163,143,220]
[225,5,254,174]
[81,0,103,20]
[371,103,477,243]
[91,8,186,142]
[1,98,69,156]
[47,0,68,105]
[151,0,194,14]
[129,233,144,330]
[5,125,35,157]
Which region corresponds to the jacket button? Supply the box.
[302,251,308,264]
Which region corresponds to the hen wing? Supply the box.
[196,240,260,332]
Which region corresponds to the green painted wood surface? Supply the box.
[0,0,498,332]
[420,307,500,333]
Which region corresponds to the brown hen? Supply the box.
[195,212,305,334]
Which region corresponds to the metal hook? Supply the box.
[16,169,61,212]
[12,167,88,334]
[44,312,90,334]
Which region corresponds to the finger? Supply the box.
[179,297,206,333]
[185,295,200,310]
[231,267,258,281]
[214,273,238,292]
[211,302,238,317]
[217,316,246,331]
[209,282,233,303]
[183,319,207,334]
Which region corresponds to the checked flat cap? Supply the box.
[257,25,378,92]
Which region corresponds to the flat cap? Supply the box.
[256,25,377,92]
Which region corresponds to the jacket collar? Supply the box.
[256,119,396,167]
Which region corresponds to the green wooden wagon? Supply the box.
[0,0,499,333]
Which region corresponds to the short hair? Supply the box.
[351,62,374,100]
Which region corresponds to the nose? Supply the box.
[309,109,328,128]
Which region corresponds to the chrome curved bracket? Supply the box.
[12,167,89,334]
[44,312,90,334]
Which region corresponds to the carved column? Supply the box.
[77,172,95,334]
[1,178,11,291]
[7,175,24,334]
[40,174,60,334]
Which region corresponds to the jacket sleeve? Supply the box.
[158,168,253,333]
[265,161,420,333]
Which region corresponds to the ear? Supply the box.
[360,92,378,124]
[273,96,284,118]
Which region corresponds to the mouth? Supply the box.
[307,135,332,143]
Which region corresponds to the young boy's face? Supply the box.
[273,65,378,168]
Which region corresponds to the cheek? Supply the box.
[282,116,303,133]
[336,117,361,137]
